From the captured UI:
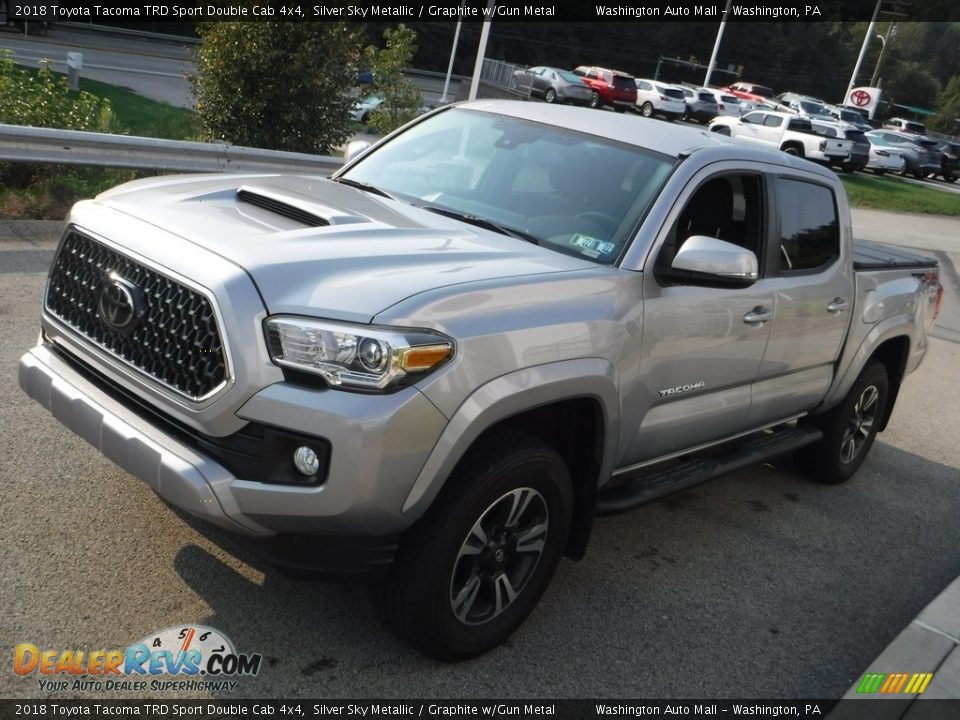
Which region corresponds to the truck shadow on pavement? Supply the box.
[167,438,960,697]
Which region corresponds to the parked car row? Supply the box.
[508,65,958,184]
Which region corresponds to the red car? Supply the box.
[724,81,775,106]
[572,66,637,111]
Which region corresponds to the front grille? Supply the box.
[45,231,228,401]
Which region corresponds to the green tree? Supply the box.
[365,24,422,135]
[190,21,363,153]
[931,76,960,135]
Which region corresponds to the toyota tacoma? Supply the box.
[19,101,943,660]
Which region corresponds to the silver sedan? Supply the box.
[513,66,593,106]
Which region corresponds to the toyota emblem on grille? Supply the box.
[97,274,143,334]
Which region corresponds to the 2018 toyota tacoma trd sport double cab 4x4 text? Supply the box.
[19,101,943,660]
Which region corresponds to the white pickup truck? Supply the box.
[709,109,854,164]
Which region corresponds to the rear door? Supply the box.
[747,175,854,425]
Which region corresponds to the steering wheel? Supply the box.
[575,211,619,235]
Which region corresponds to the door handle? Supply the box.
[827,298,849,314]
[743,306,773,325]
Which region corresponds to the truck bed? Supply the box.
[853,238,937,271]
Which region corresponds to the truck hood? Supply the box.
[96,173,595,323]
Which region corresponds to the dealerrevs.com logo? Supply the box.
[14,625,262,693]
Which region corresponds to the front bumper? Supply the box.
[19,342,449,574]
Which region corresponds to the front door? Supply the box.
[621,167,776,465]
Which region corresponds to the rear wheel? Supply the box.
[377,430,572,660]
[872,168,886,176]
[782,145,804,158]
[795,362,889,484]
[944,174,958,184]
[711,126,731,136]
[641,102,654,118]
[589,91,601,109]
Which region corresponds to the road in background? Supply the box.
[0,211,958,699]
[0,27,460,110]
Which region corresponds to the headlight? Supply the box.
[265,316,453,391]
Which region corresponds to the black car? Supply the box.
[937,142,959,183]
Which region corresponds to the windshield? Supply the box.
[341,108,675,265]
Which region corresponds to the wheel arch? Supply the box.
[402,359,620,560]
[868,335,910,431]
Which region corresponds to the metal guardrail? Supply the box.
[0,124,344,174]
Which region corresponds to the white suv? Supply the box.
[633,79,685,121]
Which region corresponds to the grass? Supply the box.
[840,174,960,217]
[76,75,198,140]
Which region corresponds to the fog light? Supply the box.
[293,446,320,476]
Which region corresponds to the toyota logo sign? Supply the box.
[851,90,872,107]
[97,274,144,334]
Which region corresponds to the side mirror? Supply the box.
[344,141,371,164]
[665,235,759,287]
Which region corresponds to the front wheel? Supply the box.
[589,91,601,109]
[544,88,556,104]
[377,430,572,660]
[944,174,958,184]
[795,362,889,484]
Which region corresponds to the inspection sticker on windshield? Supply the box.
[570,233,616,258]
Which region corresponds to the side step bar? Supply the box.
[596,425,823,516]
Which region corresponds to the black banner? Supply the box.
[1,700,960,720]
[6,0,960,23]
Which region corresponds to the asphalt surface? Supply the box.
[1,209,959,700]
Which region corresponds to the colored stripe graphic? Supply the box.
[857,673,885,693]
[857,672,933,694]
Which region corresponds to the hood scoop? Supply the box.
[236,185,366,227]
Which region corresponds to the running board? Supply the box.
[596,425,823,516]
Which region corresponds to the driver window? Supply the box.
[658,174,764,270]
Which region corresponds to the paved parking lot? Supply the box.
[1,212,959,699]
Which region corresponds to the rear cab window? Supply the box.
[776,178,840,273]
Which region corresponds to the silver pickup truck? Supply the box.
[19,101,943,660]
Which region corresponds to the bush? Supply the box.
[190,21,363,154]
[365,25,423,135]
[0,49,112,131]
[0,49,124,220]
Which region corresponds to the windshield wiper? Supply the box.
[332,177,401,201]
[421,206,540,245]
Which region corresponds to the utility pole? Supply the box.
[704,0,733,88]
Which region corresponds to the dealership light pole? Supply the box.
[845,0,883,100]
[440,21,462,104]
[469,0,496,100]
[704,0,733,88]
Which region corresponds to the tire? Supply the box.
[613,105,626,113]
[872,168,886,176]
[944,174,958,184]
[711,126,731,136]
[795,362,889,484]
[783,145,804,158]
[589,91,601,109]
[641,102,654,118]
[913,172,926,180]
[544,88,556,104]
[377,430,573,661]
